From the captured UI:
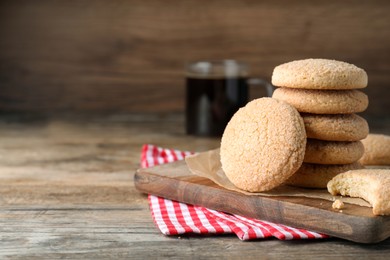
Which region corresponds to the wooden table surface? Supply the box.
[1,114,389,259]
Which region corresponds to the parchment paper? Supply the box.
[185,148,371,207]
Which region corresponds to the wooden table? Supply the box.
[1,114,389,259]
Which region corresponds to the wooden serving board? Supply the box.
[134,160,390,243]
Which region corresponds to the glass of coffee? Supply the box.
[186,60,273,137]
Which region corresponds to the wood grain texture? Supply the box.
[0,115,390,257]
[135,160,390,244]
[0,0,390,123]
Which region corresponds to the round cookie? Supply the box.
[272,88,368,114]
[327,169,390,215]
[302,113,369,141]
[220,97,306,192]
[286,162,362,188]
[359,134,390,165]
[304,139,365,165]
[272,58,368,90]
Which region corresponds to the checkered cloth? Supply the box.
[141,144,328,240]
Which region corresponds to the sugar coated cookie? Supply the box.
[272,88,368,114]
[286,162,362,188]
[272,58,367,90]
[220,98,306,192]
[359,134,390,165]
[327,169,390,215]
[302,113,369,141]
[304,139,364,165]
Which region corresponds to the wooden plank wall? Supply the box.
[0,0,389,122]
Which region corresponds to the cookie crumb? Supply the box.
[332,199,345,210]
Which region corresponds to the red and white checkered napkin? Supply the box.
[141,144,329,240]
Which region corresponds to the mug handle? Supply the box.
[247,78,275,97]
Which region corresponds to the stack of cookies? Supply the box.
[271,59,369,188]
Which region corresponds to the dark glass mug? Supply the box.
[186,60,274,137]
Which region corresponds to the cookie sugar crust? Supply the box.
[220,98,306,192]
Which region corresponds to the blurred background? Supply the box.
[0,0,389,132]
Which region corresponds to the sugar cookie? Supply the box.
[359,134,390,165]
[304,139,364,165]
[286,162,362,188]
[302,113,369,141]
[220,98,306,192]
[327,169,390,215]
[272,58,367,90]
[272,88,368,114]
